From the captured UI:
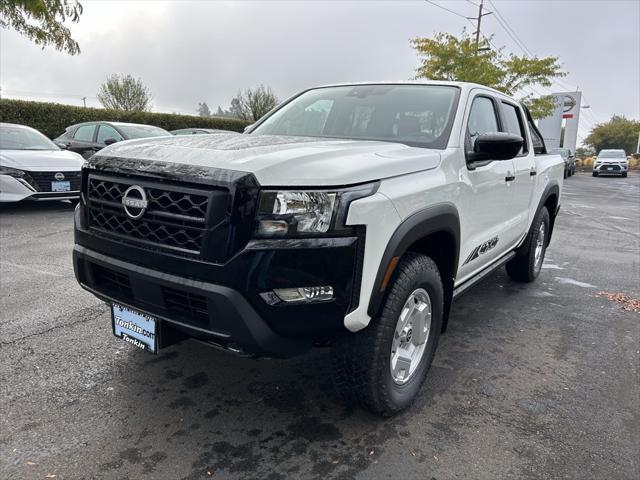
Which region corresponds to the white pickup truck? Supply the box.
[73,81,564,415]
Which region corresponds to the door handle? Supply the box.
[530,170,537,176]
[505,175,515,182]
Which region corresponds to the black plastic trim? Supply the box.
[73,245,310,358]
[367,203,460,317]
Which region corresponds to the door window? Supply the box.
[97,125,123,144]
[501,102,527,154]
[73,125,96,142]
[466,96,499,154]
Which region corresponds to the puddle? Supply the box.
[554,277,597,288]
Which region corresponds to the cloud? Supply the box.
[1,0,638,132]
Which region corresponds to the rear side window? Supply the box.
[97,125,123,144]
[528,122,545,154]
[73,125,96,142]
[466,96,499,153]
[501,102,528,154]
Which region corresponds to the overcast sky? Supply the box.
[1,0,639,143]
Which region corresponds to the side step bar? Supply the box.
[452,252,516,299]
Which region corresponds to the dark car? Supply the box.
[170,128,235,135]
[549,147,576,178]
[55,122,171,159]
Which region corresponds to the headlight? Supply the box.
[256,191,336,236]
[0,166,25,178]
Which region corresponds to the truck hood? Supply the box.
[93,133,442,186]
[0,149,85,170]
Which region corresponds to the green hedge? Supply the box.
[0,99,250,138]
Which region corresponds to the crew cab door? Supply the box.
[457,93,520,282]
[499,100,536,240]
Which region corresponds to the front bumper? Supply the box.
[73,207,365,357]
[593,163,628,175]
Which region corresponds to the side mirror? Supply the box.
[55,142,68,150]
[103,138,119,146]
[471,132,523,162]
[243,124,254,133]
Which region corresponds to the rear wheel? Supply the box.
[332,253,443,416]
[506,207,550,283]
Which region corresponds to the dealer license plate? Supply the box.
[51,180,71,192]
[112,303,158,353]
[607,167,613,171]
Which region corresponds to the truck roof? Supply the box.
[313,80,506,96]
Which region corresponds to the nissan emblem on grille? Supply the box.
[54,172,65,181]
[122,185,148,219]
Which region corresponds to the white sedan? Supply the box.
[0,123,85,203]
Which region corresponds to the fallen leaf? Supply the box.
[595,292,640,313]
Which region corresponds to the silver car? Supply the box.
[0,123,85,203]
[593,149,628,177]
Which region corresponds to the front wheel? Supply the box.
[592,171,598,177]
[332,253,443,416]
[622,172,628,178]
[506,207,550,283]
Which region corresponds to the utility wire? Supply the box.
[423,0,497,51]
[424,0,473,20]
[487,0,533,57]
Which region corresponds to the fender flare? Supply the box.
[367,203,460,318]
[520,181,560,251]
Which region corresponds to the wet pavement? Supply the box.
[1,172,638,479]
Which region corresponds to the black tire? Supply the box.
[506,207,550,283]
[332,252,443,416]
[563,169,568,179]
[622,172,627,178]
[592,171,598,177]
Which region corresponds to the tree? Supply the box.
[411,30,566,119]
[197,102,211,117]
[229,85,278,121]
[585,115,640,155]
[97,74,152,112]
[0,0,83,55]
[575,146,595,159]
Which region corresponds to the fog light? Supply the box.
[257,219,289,236]
[268,286,334,304]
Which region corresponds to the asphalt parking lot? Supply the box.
[1,171,638,480]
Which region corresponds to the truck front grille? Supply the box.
[86,174,227,257]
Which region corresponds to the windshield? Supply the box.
[598,150,626,158]
[118,125,170,139]
[252,85,460,149]
[0,125,59,151]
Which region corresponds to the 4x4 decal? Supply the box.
[463,236,499,265]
